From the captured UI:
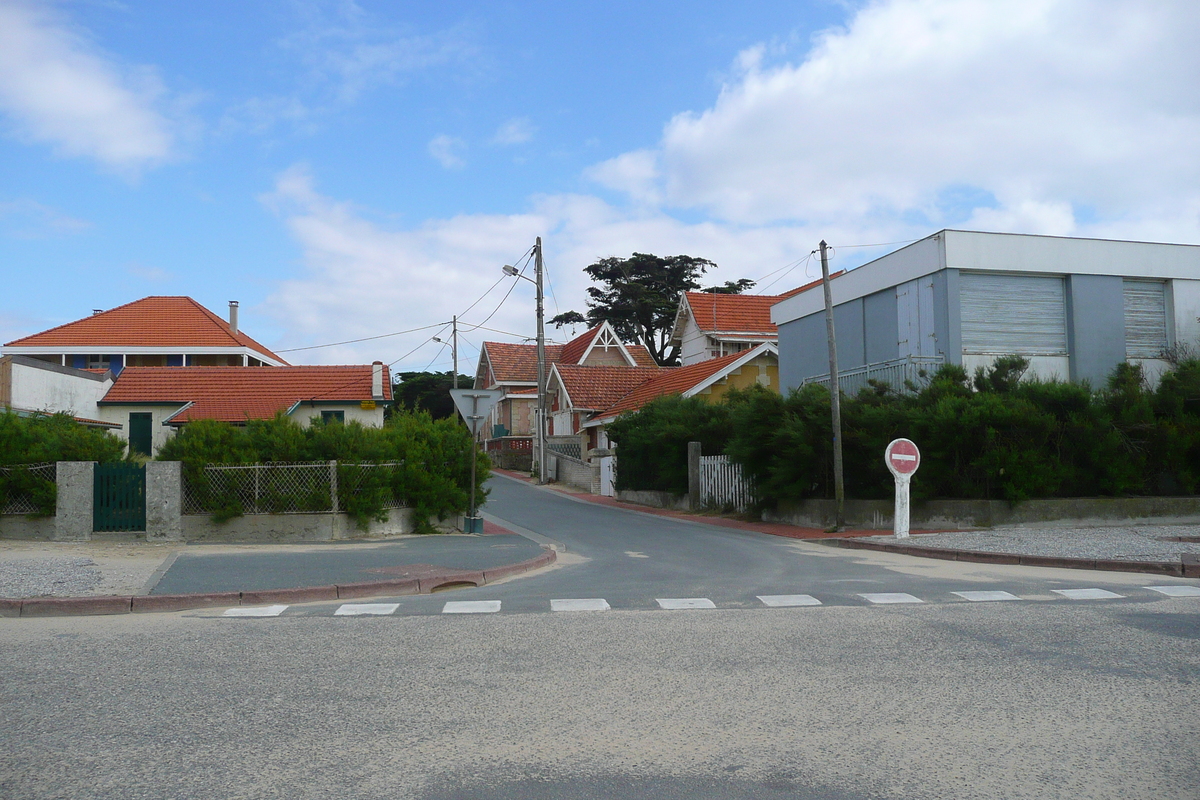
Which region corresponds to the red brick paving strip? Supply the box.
[133,592,241,613]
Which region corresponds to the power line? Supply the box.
[275,322,446,353]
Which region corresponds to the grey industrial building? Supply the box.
[770,230,1200,393]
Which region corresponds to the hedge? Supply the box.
[0,411,127,515]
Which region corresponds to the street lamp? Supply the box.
[502,238,547,484]
[431,315,459,388]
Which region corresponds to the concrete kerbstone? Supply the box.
[240,585,339,605]
[132,592,241,613]
[0,598,22,617]
[419,571,484,593]
[336,579,420,599]
[1092,558,1181,576]
[21,596,132,616]
[1181,554,1199,578]
[956,550,1022,565]
[482,549,556,583]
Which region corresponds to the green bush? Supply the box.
[156,411,489,532]
[0,411,127,515]
[609,356,1200,507]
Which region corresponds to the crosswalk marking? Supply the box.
[1144,585,1200,597]
[442,600,502,614]
[334,603,400,616]
[656,598,716,610]
[1052,588,1124,600]
[952,590,1021,602]
[551,598,611,612]
[758,594,821,607]
[859,592,923,604]
[223,605,288,617]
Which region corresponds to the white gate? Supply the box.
[699,455,755,512]
[599,456,615,497]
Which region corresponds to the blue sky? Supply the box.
[2,0,1199,372]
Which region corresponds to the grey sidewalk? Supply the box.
[856,524,1200,562]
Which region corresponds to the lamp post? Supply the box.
[431,315,459,388]
[502,237,547,484]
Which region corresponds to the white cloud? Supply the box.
[492,117,535,145]
[258,165,868,367]
[585,150,661,207]
[0,0,174,171]
[428,134,466,170]
[603,0,1200,242]
[0,198,91,238]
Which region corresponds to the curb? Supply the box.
[824,537,1194,577]
[0,547,557,618]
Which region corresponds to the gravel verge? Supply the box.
[862,524,1200,562]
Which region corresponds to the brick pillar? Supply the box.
[145,461,182,541]
[54,461,94,541]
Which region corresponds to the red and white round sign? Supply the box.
[885,438,920,477]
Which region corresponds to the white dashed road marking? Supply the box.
[1145,585,1200,597]
[223,605,288,617]
[656,598,717,610]
[758,594,822,607]
[334,603,400,616]
[442,600,502,614]
[551,598,611,612]
[859,593,924,604]
[1052,588,1124,600]
[952,591,1021,602]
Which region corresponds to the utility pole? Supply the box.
[451,315,458,389]
[820,240,845,531]
[534,237,547,485]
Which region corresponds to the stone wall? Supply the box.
[551,453,600,494]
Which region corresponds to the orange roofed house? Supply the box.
[668,278,834,366]
[2,297,391,455]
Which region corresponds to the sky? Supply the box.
[2,0,1199,374]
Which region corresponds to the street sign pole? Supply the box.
[884,438,921,539]
[449,389,503,533]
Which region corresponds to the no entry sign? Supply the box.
[885,438,920,477]
[885,438,920,539]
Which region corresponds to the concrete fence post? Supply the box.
[687,441,702,511]
[145,460,182,541]
[54,461,94,541]
[329,460,338,512]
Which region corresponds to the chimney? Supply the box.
[371,361,384,400]
[228,300,239,335]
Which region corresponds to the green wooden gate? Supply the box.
[94,463,146,532]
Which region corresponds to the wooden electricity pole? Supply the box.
[819,240,845,531]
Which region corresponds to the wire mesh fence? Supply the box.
[0,462,57,515]
[182,461,405,515]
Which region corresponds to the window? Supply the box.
[1123,280,1168,358]
[320,410,345,424]
[87,354,112,370]
[960,273,1067,355]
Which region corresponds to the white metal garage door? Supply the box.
[1123,280,1168,358]
[960,273,1067,355]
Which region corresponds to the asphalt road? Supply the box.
[2,474,1198,799]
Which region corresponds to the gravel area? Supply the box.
[867,524,1200,562]
[0,556,103,597]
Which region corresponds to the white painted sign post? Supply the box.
[884,438,920,539]
[450,389,503,533]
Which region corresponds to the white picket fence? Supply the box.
[699,455,755,512]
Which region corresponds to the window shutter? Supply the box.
[960,273,1067,355]
[1123,280,1168,358]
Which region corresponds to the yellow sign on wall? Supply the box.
[360,400,376,410]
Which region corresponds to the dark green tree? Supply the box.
[702,278,756,294]
[390,371,474,421]
[556,252,719,366]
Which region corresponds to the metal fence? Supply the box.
[699,455,755,512]
[183,461,404,515]
[802,355,944,395]
[0,462,56,515]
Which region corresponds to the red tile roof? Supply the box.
[558,325,601,365]
[4,297,287,364]
[681,275,840,337]
[594,350,752,421]
[99,365,390,424]
[482,342,565,384]
[554,365,664,411]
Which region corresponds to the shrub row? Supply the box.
[156,412,489,531]
[608,356,1200,506]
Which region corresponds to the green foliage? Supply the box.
[157,411,488,532]
[0,412,128,515]
[606,394,734,493]
[558,252,719,366]
[390,371,475,421]
[609,356,1200,505]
